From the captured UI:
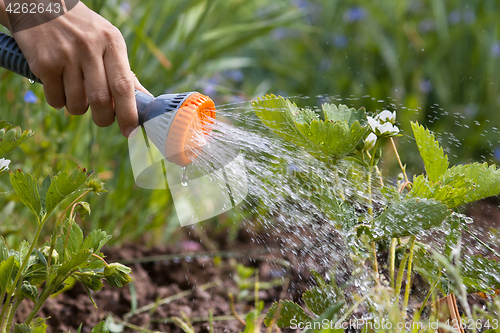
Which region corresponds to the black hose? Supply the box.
[0,31,41,83]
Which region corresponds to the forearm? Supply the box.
[0,1,11,29]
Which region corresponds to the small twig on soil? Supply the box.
[117,249,291,268]
[152,314,267,324]
[112,315,161,333]
[229,293,246,326]
[123,280,221,320]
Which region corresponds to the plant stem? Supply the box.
[372,241,380,286]
[389,238,397,289]
[390,138,408,183]
[5,295,23,332]
[417,279,440,319]
[370,139,380,168]
[0,218,43,331]
[402,236,417,319]
[394,250,410,298]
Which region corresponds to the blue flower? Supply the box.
[24,90,38,104]
[343,6,366,23]
[491,42,500,58]
[494,148,500,162]
[419,79,433,94]
[332,34,348,49]
[448,10,461,25]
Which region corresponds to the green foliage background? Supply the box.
[1,0,499,244]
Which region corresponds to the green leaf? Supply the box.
[82,229,111,254]
[9,170,42,218]
[462,255,500,294]
[441,163,500,205]
[303,285,345,317]
[73,271,104,292]
[0,123,34,157]
[57,249,92,277]
[304,302,346,333]
[39,176,52,213]
[264,300,311,328]
[64,220,84,255]
[20,281,39,302]
[0,256,15,295]
[411,122,448,182]
[372,198,451,239]
[410,174,473,208]
[45,168,89,216]
[91,321,109,333]
[0,236,9,262]
[252,94,305,145]
[322,104,365,126]
[253,96,369,161]
[295,119,368,160]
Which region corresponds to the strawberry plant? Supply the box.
[0,121,131,332]
[252,95,500,330]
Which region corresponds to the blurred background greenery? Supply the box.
[1,0,499,246]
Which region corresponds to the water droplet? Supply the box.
[308,132,312,136]
[28,79,35,84]
[181,166,189,186]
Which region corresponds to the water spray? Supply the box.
[0,31,216,167]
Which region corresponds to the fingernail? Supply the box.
[125,126,137,138]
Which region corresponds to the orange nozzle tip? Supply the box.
[165,93,216,166]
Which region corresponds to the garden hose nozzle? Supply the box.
[136,91,216,166]
[0,31,216,166]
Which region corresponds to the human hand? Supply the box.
[2,1,151,137]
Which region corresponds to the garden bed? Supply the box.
[13,198,500,333]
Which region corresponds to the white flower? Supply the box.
[367,116,399,137]
[0,158,11,172]
[364,133,377,151]
[375,110,396,124]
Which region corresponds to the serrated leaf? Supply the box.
[253,96,369,161]
[442,163,500,205]
[295,119,368,160]
[410,175,472,208]
[64,220,84,255]
[45,168,88,216]
[0,124,34,157]
[57,249,92,277]
[264,300,311,328]
[411,122,448,182]
[462,255,500,293]
[372,198,451,239]
[82,230,111,254]
[303,285,345,316]
[252,95,305,145]
[293,108,319,124]
[9,170,42,218]
[0,256,15,295]
[39,176,52,212]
